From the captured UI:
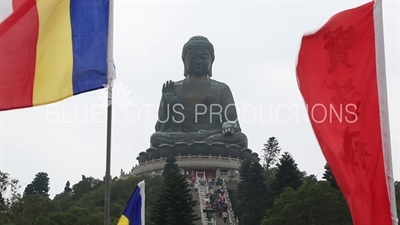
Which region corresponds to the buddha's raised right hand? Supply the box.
[162,80,178,104]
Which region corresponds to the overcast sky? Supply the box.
[0,0,398,198]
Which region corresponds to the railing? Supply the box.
[196,171,216,225]
[222,179,239,225]
[139,155,241,166]
[120,155,242,179]
[219,171,240,182]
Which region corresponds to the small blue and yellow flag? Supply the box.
[117,180,145,225]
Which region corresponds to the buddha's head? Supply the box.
[182,36,215,77]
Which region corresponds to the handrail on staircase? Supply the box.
[222,179,239,225]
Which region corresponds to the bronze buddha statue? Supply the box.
[150,36,248,149]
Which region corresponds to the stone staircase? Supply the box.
[190,171,239,225]
[211,185,227,225]
[195,171,217,225]
[212,178,239,225]
[214,213,226,224]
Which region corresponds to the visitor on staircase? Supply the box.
[222,211,228,223]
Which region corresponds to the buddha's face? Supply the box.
[184,48,212,76]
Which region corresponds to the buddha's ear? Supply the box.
[183,61,188,77]
[208,63,213,77]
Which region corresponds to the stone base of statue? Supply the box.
[120,141,259,183]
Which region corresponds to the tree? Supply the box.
[394,181,400,224]
[262,136,281,169]
[24,184,35,196]
[50,174,163,224]
[71,176,103,200]
[263,167,278,210]
[248,161,269,224]
[8,194,59,225]
[0,171,20,224]
[151,155,198,225]
[263,175,351,225]
[45,207,103,225]
[235,159,253,223]
[64,181,72,193]
[151,170,199,225]
[272,152,303,199]
[23,172,50,197]
[235,160,268,225]
[0,171,20,209]
[3,173,165,225]
[323,163,339,190]
[262,186,296,225]
[163,155,179,178]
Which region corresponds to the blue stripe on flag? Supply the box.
[70,0,109,95]
[121,181,145,225]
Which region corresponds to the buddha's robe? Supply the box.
[150,79,248,148]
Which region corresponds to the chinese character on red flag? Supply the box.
[296,1,397,224]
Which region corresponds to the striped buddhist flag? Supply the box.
[296,1,397,224]
[0,0,113,111]
[118,180,145,225]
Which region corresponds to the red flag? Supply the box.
[296,1,397,224]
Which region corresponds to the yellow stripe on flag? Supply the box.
[33,0,73,105]
[117,215,129,225]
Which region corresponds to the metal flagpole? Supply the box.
[105,0,115,224]
[104,87,113,225]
